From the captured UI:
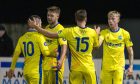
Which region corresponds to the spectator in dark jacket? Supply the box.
[0,24,14,57]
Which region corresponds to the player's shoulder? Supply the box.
[56,24,64,30]
[45,24,50,29]
[17,32,28,43]
[101,28,109,32]
[57,23,64,27]
[35,32,45,38]
[63,26,75,31]
[19,32,27,39]
[46,23,64,30]
[18,36,23,42]
[86,27,95,30]
[67,26,76,29]
[120,28,129,33]
[26,32,44,40]
[100,28,109,34]
[85,27,97,34]
[69,26,83,31]
[34,33,46,43]
[120,28,130,35]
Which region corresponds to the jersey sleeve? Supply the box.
[10,39,22,70]
[124,31,133,47]
[58,28,69,39]
[93,30,99,47]
[57,27,67,45]
[38,35,50,56]
[58,38,67,45]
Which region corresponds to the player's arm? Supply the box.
[127,47,134,68]
[57,44,67,69]
[124,31,134,76]
[94,25,100,35]
[54,28,68,69]
[127,46,134,76]
[98,29,106,47]
[8,41,21,79]
[94,25,104,47]
[99,38,104,47]
[92,29,104,53]
[28,19,58,38]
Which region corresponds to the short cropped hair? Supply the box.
[0,24,5,31]
[47,6,60,15]
[29,15,41,20]
[75,9,87,21]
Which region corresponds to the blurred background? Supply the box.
[0,0,140,58]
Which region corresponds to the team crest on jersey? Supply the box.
[118,35,122,40]
[58,30,62,34]
[62,38,66,41]
[44,42,48,46]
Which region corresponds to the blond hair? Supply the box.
[108,10,121,19]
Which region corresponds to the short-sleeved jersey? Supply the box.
[43,23,67,70]
[58,26,99,71]
[100,28,133,70]
[10,30,49,75]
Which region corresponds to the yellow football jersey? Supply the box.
[43,23,67,70]
[58,26,99,71]
[100,28,133,70]
[10,30,50,75]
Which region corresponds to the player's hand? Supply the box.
[28,18,40,29]
[52,60,63,70]
[127,66,133,77]
[57,60,63,70]
[54,48,59,57]
[94,25,100,35]
[7,69,14,79]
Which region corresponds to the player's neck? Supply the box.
[28,28,37,32]
[49,21,59,28]
[77,21,86,28]
[110,26,119,32]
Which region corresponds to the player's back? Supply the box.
[18,31,46,74]
[59,26,99,71]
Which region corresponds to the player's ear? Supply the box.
[57,14,60,19]
[117,17,120,23]
[85,17,87,22]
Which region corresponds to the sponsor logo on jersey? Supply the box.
[106,42,122,47]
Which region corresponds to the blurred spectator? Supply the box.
[0,24,14,57]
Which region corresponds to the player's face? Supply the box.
[47,11,59,24]
[108,15,119,28]
[0,30,5,37]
